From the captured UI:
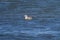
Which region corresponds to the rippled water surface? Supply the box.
[0,0,60,40]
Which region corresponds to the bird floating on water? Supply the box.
[24,15,32,20]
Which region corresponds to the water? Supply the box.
[0,0,60,40]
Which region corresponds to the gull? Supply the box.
[24,15,32,20]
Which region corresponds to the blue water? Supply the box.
[0,0,60,40]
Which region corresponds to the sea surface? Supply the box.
[0,0,60,40]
